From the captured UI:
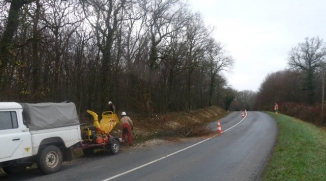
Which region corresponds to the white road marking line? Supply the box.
[102,138,211,181]
[102,112,247,181]
[223,112,247,133]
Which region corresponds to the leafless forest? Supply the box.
[0,0,235,115]
[2,1,326,123]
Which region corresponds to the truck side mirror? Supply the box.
[23,119,27,125]
[22,111,28,126]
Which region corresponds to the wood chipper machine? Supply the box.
[80,110,121,156]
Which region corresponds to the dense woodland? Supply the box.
[0,0,235,115]
[1,1,326,125]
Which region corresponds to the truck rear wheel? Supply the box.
[38,145,63,174]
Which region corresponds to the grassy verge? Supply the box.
[261,112,326,181]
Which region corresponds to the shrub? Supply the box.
[278,102,326,126]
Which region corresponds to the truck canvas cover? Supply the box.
[20,102,80,131]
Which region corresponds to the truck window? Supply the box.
[0,111,18,130]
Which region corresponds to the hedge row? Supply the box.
[277,102,325,126]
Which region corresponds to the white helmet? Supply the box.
[121,112,127,116]
[108,101,112,104]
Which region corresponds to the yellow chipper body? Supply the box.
[80,110,121,156]
[83,110,120,142]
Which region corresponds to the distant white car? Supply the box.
[0,102,81,174]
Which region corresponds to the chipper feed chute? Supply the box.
[100,111,119,134]
[86,110,119,134]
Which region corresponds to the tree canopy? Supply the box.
[0,0,234,115]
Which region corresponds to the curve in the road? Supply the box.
[224,111,247,132]
[102,112,248,181]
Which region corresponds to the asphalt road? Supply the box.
[1,111,278,181]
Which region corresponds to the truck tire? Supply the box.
[2,164,26,175]
[109,139,120,155]
[38,145,63,174]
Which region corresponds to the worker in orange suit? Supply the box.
[120,112,133,146]
[274,103,279,114]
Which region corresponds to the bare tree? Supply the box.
[135,0,190,113]
[144,0,182,73]
[183,13,208,110]
[0,0,36,96]
[223,87,236,111]
[159,27,187,111]
[80,0,128,110]
[288,37,326,105]
[205,38,234,106]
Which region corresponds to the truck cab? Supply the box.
[0,102,82,174]
[0,103,32,162]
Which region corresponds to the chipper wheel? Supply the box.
[109,139,120,155]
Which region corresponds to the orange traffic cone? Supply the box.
[217,120,223,134]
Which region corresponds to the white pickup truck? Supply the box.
[0,102,81,174]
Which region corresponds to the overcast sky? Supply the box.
[188,0,326,92]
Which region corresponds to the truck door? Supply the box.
[0,110,31,160]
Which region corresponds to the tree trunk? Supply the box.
[0,0,25,88]
[32,0,41,101]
